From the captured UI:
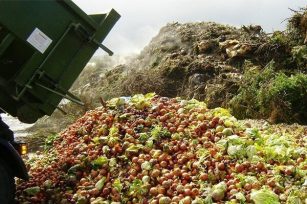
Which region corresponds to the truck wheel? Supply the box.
[0,160,15,204]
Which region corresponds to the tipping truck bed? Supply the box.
[0,0,120,123]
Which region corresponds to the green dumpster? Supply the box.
[0,0,120,123]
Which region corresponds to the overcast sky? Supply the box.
[72,0,306,56]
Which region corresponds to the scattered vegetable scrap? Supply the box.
[16,94,306,203]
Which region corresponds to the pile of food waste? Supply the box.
[16,94,306,203]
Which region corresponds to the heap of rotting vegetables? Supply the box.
[16,94,306,204]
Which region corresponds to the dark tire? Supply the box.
[0,159,15,204]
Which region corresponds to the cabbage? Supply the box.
[246,145,257,159]
[109,125,119,136]
[184,99,207,110]
[254,132,300,163]
[138,132,150,143]
[107,97,125,108]
[113,178,123,192]
[196,148,210,161]
[227,135,245,145]
[150,125,171,139]
[24,186,40,196]
[246,128,261,139]
[216,138,228,151]
[220,134,250,158]
[263,145,292,163]
[91,156,108,167]
[109,158,117,167]
[286,196,303,204]
[235,192,246,201]
[213,181,227,192]
[286,188,306,204]
[227,144,246,158]
[128,179,146,196]
[251,188,280,204]
[212,107,231,117]
[191,197,205,204]
[141,161,152,170]
[90,197,106,204]
[125,144,143,154]
[130,93,155,110]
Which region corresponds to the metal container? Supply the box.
[0,0,120,123]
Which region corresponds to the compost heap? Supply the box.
[26,9,306,153]
[70,8,307,124]
[16,94,306,203]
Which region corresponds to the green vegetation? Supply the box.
[44,134,59,151]
[229,60,307,123]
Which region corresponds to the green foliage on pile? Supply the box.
[229,60,307,123]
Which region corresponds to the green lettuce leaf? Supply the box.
[92,156,108,167]
[130,93,156,110]
[95,177,106,190]
[113,178,123,192]
[24,186,40,196]
[107,97,125,108]
[251,188,280,204]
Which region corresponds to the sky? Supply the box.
[72,0,306,56]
